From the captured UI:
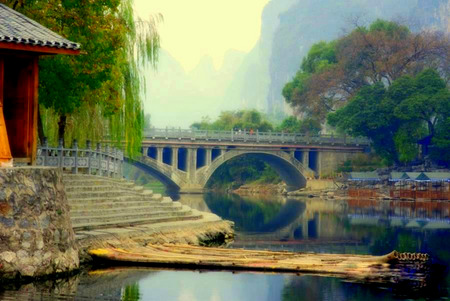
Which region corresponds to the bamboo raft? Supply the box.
[89,244,431,285]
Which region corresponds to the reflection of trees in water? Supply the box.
[347,199,450,220]
[281,275,448,301]
[204,193,305,232]
[122,283,140,301]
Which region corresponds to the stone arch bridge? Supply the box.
[129,128,370,194]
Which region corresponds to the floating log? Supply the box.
[89,244,430,284]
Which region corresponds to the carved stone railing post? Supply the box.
[113,147,118,178]
[86,140,92,175]
[72,139,78,174]
[105,145,110,177]
[37,140,123,179]
[97,143,102,176]
[43,137,48,166]
[58,138,64,168]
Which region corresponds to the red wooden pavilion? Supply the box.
[0,3,80,166]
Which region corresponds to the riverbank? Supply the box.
[230,179,336,197]
[0,169,235,283]
[76,214,234,264]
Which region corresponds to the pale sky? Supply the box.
[134,0,271,71]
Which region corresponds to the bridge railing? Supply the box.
[36,138,123,178]
[144,128,370,146]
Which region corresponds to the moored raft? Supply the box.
[89,244,431,284]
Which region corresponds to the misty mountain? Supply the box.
[144,0,449,128]
[223,0,297,113]
[143,49,245,128]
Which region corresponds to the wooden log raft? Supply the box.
[89,244,430,284]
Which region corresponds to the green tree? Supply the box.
[328,83,401,163]
[431,117,450,166]
[328,69,450,164]
[283,19,449,121]
[190,110,274,132]
[4,0,161,158]
[276,116,321,134]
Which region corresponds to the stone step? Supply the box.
[63,174,128,182]
[65,185,145,193]
[71,206,195,226]
[66,190,148,199]
[67,192,162,203]
[72,213,203,231]
[68,195,148,205]
[70,204,183,217]
[63,179,136,188]
[69,200,177,211]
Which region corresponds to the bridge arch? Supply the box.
[124,156,186,195]
[198,150,310,192]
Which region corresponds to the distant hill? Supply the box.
[143,0,449,127]
[143,49,245,128]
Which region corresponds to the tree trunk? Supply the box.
[37,109,45,145]
[58,114,67,146]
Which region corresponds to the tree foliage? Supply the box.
[283,19,450,121]
[328,69,450,164]
[3,0,161,158]
[191,110,274,132]
[275,116,321,134]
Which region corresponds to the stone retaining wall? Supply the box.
[0,167,79,278]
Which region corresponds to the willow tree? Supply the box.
[4,0,160,158]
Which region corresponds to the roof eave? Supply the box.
[0,41,80,55]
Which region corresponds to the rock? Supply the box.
[0,168,79,279]
[21,241,31,249]
[36,240,44,250]
[0,251,17,263]
[20,265,36,277]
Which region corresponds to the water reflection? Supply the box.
[122,283,140,301]
[1,267,447,301]
[2,193,449,300]
[203,193,305,232]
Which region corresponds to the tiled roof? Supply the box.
[418,172,450,182]
[389,172,407,181]
[0,3,80,51]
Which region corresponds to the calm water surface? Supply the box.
[1,193,449,301]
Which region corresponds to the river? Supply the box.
[1,193,449,300]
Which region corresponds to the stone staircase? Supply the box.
[63,174,203,231]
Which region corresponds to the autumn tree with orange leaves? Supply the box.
[283,19,450,121]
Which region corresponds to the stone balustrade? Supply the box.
[37,138,123,178]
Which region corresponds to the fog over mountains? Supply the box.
[144,0,450,128]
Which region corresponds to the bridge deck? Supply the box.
[142,139,366,151]
[89,244,429,284]
[144,128,370,149]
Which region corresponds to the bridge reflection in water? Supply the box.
[179,194,450,255]
[2,194,449,300]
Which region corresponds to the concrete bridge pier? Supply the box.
[171,147,178,171]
